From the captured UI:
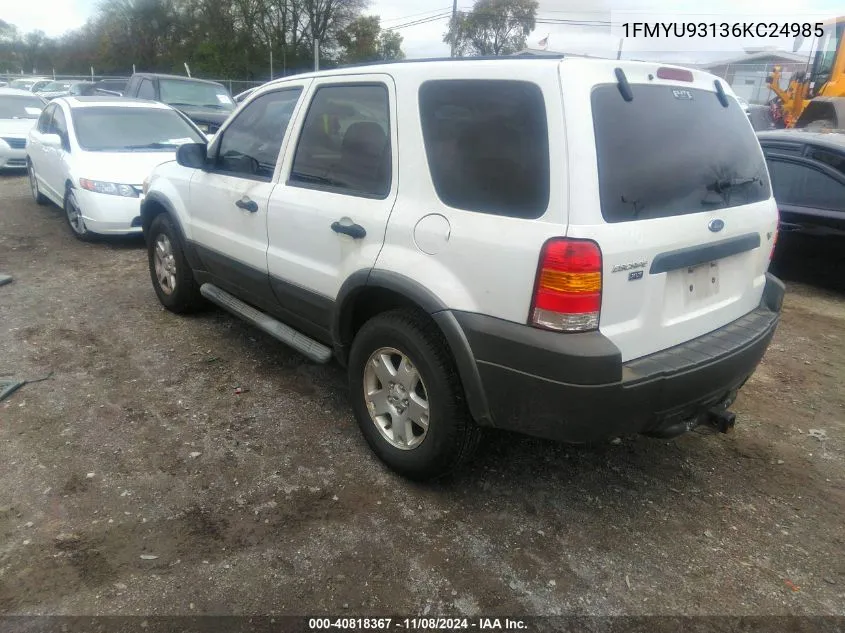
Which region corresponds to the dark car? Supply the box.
[94,78,128,96]
[123,73,235,134]
[757,129,845,237]
[68,82,98,97]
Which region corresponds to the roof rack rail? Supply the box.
[337,54,565,70]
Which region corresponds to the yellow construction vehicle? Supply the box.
[767,17,844,128]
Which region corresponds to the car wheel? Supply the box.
[28,160,48,205]
[348,309,481,480]
[147,213,203,313]
[63,187,94,241]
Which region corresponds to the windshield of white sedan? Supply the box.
[72,107,206,151]
[158,79,234,111]
[42,81,74,92]
[0,96,45,119]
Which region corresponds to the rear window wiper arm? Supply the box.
[707,176,760,194]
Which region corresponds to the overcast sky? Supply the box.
[3,0,841,63]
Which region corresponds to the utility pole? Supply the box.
[314,38,320,71]
[450,0,458,57]
[270,49,273,80]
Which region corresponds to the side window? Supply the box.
[37,105,55,134]
[215,88,302,181]
[137,79,156,100]
[289,84,391,198]
[419,80,550,218]
[807,146,845,178]
[801,168,845,211]
[766,159,803,205]
[767,158,845,211]
[52,107,70,150]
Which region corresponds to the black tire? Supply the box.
[27,160,48,205]
[63,187,95,242]
[147,213,203,313]
[348,309,481,480]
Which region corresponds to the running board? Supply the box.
[200,283,332,364]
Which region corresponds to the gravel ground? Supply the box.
[1,172,844,617]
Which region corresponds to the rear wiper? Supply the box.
[123,142,179,150]
[707,176,760,194]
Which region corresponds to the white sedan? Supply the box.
[26,97,207,240]
[0,88,46,170]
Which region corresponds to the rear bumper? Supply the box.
[449,273,784,442]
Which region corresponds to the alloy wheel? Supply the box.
[65,191,87,235]
[363,347,430,450]
[153,234,177,295]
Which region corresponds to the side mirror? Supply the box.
[176,142,209,169]
[41,133,63,149]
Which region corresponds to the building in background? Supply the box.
[697,51,810,104]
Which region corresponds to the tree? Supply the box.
[378,28,403,61]
[21,30,47,73]
[0,0,385,79]
[444,0,538,57]
[337,15,404,63]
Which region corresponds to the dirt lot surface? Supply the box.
[1,172,844,617]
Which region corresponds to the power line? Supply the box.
[389,12,452,30]
[381,6,453,26]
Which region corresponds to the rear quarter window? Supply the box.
[419,80,550,219]
[592,83,771,223]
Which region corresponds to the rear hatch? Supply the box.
[561,60,778,362]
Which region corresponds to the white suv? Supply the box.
[141,58,784,479]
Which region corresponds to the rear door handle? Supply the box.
[235,198,258,213]
[331,221,366,239]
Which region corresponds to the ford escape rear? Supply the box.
[140,57,783,479]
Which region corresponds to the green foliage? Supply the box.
[445,0,538,57]
[0,0,404,78]
[337,15,404,64]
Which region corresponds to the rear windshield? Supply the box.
[592,84,771,223]
[159,79,234,112]
[0,95,45,119]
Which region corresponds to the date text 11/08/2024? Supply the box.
[308,618,528,630]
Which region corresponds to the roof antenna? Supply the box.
[615,68,633,102]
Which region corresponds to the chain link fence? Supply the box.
[1,73,270,97]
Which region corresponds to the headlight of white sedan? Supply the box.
[79,178,138,198]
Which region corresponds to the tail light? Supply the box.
[529,238,602,332]
[770,212,780,260]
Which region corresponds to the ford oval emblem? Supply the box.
[709,219,725,233]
